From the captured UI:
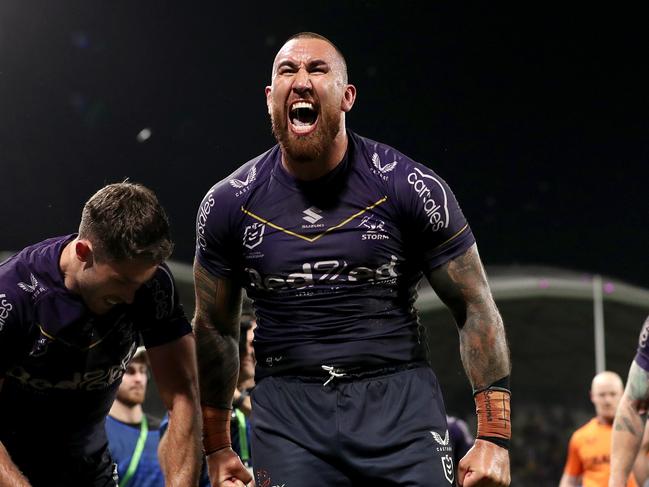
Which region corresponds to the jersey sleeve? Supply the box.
[634,316,649,372]
[562,432,583,476]
[0,285,27,376]
[195,181,241,281]
[135,264,192,348]
[392,158,475,273]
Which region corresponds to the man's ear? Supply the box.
[341,84,357,113]
[75,240,94,266]
[265,86,273,115]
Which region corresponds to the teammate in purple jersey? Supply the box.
[194,33,511,487]
[610,315,649,487]
[0,183,202,487]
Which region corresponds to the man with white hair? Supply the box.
[559,371,636,487]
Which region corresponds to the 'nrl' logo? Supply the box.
[243,223,265,250]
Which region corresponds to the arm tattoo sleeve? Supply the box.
[615,361,649,436]
[427,244,511,390]
[193,260,243,409]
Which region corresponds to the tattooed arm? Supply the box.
[193,259,252,486]
[610,361,649,487]
[427,244,511,487]
[632,424,649,486]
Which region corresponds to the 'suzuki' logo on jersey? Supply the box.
[197,192,216,250]
[407,168,450,231]
[245,255,398,291]
[302,206,323,224]
[0,293,13,331]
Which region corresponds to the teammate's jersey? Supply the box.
[196,131,474,377]
[446,415,474,466]
[563,418,637,487]
[0,235,191,457]
[634,316,649,373]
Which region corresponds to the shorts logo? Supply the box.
[371,153,398,179]
[302,206,323,224]
[0,293,13,331]
[18,274,46,299]
[407,168,450,231]
[441,454,454,484]
[244,223,265,250]
[431,429,450,446]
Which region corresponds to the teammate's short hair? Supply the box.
[79,182,173,263]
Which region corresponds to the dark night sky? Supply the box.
[1,2,647,287]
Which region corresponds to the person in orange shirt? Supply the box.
[559,371,636,487]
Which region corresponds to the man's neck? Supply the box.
[59,239,80,293]
[109,401,144,424]
[281,128,349,181]
[596,415,614,426]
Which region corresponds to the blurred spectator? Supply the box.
[558,371,636,487]
[231,312,256,473]
[447,414,474,472]
[106,346,163,487]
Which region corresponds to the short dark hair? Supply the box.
[283,32,348,83]
[79,182,173,263]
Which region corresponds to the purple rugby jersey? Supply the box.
[634,316,649,372]
[196,131,475,378]
[0,235,191,456]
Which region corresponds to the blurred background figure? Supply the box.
[231,311,256,474]
[447,414,474,477]
[559,371,636,487]
[106,346,164,487]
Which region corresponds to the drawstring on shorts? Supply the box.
[321,365,346,386]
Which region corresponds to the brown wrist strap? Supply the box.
[474,388,511,449]
[202,406,232,455]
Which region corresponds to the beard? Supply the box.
[270,102,342,163]
[116,387,145,407]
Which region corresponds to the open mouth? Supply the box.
[289,101,318,134]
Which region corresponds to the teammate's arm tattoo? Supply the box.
[614,361,649,437]
[610,361,649,486]
[193,260,243,408]
[426,244,510,390]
